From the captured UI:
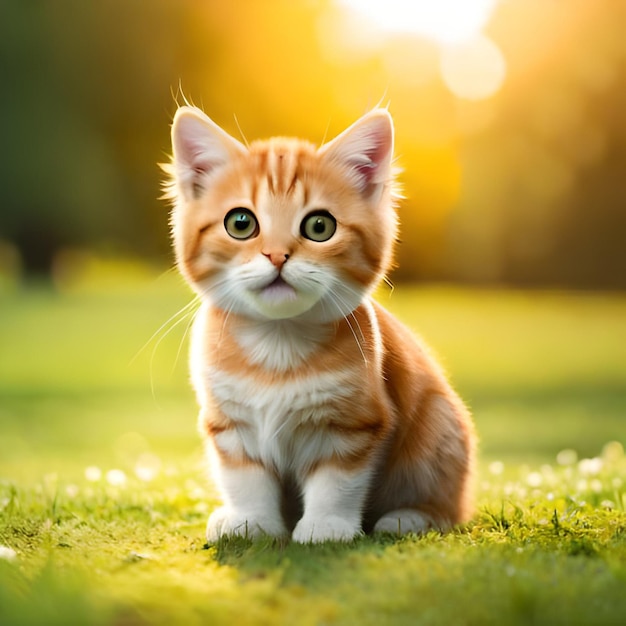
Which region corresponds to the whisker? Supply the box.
[326,290,368,367]
[344,312,368,367]
[272,416,291,441]
[148,303,200,401]
[233,113,250,148]
[216,305,233,354]
[211,282,236,334]
[129,297,200,366]
[171,304,200,377]
[349,309,367,344]
[383,275,395,294]
[156,266,181,280]
[319,117,332,147]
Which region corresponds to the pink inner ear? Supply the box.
[188,150,219,176]
[175,121,224,174]
[172,121,225,196]
[352,135,389,185]
[171,107,248,198]
[322,112,394,193]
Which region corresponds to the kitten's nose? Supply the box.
[262,251,290,269]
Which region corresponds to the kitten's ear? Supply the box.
[319,109,393,197]
[171,106,247,198]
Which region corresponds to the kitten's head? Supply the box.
[165,106,398,322]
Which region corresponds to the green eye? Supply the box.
[301,211,337,242]
[224,208,259,240]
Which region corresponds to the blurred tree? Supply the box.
[1,0,624,288]
[0,0,184,277]
[447,0,626,289]
[0,0,458,282]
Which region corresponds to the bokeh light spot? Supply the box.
[440,35,507,100]
[339,0,498,45]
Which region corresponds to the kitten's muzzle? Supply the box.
[258,274,297,302]
[262,251,290,269]
[263,274,291,290]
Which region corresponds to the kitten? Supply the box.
[164,106,476,543]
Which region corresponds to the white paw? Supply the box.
[373,509,435,535]
[292,515,361,544]
[206,506,287,541]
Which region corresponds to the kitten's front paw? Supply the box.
[292,515,362,544]
[206,506,287,541]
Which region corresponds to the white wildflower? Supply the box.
[84,466,102,482]
[556,449,577,466]
[489,461,504,476]
[65,484,80,498]
[578,457,603,476]
[526,472,543,487]
[0,546,17,561]
[106,469,127,487]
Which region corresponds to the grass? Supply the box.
[1,267,625,624]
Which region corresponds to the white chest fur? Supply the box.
[231,317,331,371]
[205,366,360,474]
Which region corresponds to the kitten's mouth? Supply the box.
[258,275,297,302]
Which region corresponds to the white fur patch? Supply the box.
[205,464,287,540]
[232,318,330,371]
[292,465,373,543]
[206,367,362,474]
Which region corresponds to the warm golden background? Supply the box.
[1,0,625,288]
[1,6,625,622]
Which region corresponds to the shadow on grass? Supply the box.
[208,532,411,588]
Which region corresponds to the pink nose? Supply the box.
[263,251,290,269]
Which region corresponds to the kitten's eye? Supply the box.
[224,208,259,240]
[300,211,337,242]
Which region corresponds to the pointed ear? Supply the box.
[319,109,394,196]
[171,106,247,198]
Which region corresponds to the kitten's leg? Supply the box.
[292,464,372,543]
[207,462,288,541]
[370,393,474,536]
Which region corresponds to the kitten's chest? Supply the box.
[191,303,383,471]
[207,367,360,471]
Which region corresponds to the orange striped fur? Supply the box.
[166,106,476,542]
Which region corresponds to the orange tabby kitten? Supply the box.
[165,106,476,542]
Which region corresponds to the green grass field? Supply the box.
[1,268,625,625]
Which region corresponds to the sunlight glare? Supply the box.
[339,0,498,45]
[440,35,506,100]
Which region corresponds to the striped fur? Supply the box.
[166,106,476,542]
